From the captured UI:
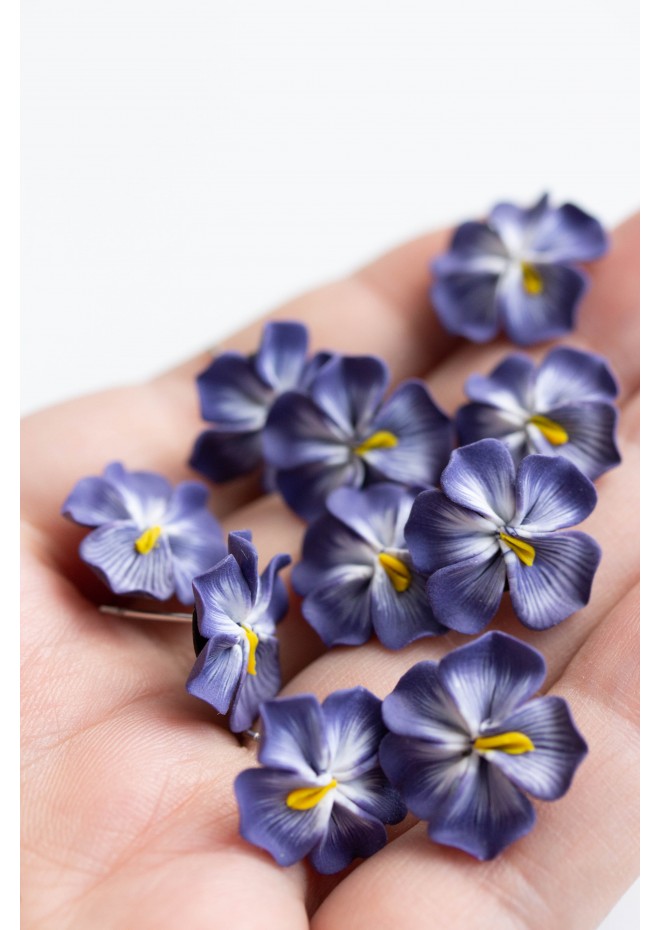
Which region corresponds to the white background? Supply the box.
[21,0,639,925]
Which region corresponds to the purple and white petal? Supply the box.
[259,695,331,778]
[252,553,291,634]
[456,403,529,462]
[254,321,309,391]
[189,428,264,482]
[489,194,549,254]
[196,353,272,429]
[484,695,588,800]
[235,767,331,867]
[103,462,172,526]
[292,514,375,597]
[534,346,619,408]
[164,482,226,603]
[227,531,260,601]
[263,392,350,470]
[192,554,253,638]
[371,567,445,650]
[442,220,509,269]
[326,484,415,552]
[506,531,601,630]
[275,458,366,522]
[382,661,470,743]
[514,454,598,531]
[62,475,132,526]
[498,262,588,345]
[436,632,547,733]
[364,381,452,488]
[309,355,389,437]
[322,688,385,780]
[337,770,407,825]
[426,551,506,634]
[230,635,282,733]
[464,354,536,413]
[430,271,500,343]
[426,755,536,860]
[186,638,246,714]
[527,402,621,480]
[308,799,387,874]
[441,440,517,523]
[300,351,334,390]
[406,489,501,575]
[300,565,374,646]
[80,522,174,599]
[529,202,608,263]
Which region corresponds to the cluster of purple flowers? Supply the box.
[61,194,614,872]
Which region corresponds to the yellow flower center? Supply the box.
[241,625,259,676]
[528,414,569,446]
[473,731,535,755]
[499,532,536,567]
[354,430,399,456]
[378,552,412,593]
[134,525,162,555]
[286,779,338,810]
[521,261,544,295]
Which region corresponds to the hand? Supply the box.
[21,215,639,929]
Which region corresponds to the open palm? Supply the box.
[21,215,639,930]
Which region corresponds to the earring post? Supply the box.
[100,605,191,623]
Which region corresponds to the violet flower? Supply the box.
[293,484,446,649]
[234,689,406,873]
[62,461,225,603]
[186,531,290,732]
[380,631,588,860]
[456,347,621,480]
[430,194,608,345]
[405,439,601,633]
[263,354,453,521]
[190,321,330,483]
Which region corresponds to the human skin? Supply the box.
[21,215,639,930]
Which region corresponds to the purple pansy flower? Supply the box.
[456,347,621,480]
[234,689,407,873]
[380,631,588,860]
[186,531,290,732]
[262,354,453,521]
[430,194,608,345]
[190,321,330,484]
[62,461,225,603]
[405,439,601,633]
[292,484,446,649]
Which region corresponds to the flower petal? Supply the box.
[371,565,445,649]
[463,354,535,413]
[405,489,501,575]
[309,355,389,437]
[527,402,621,480]
[438,220,509,270]
[427,754,536,860]
[252,553,291,634]
[186,638,245,714]
[196,353,271,429]
[484,695,588,800]
[489,194,549,254]
[263,391,349,469]
[235,767,331,866]
[308,800,387,874]
[430,271,500,342]
[300,565,374,646]
[534,346,619,407]
[254,321,309,390]
[435,631,547,733]
[506,530,601,630]
[292,513,375,596]
[192,554,253,638]
[365,381,452,488]
[441,439,517,523]
[326,483,415,551]
[189,428,264,482]
[163,482,226,603]
[62,475,132,526]
[337,771,407,826]
[228,531,260,600]
[259,695,330,779]
[382,659,472,742]
[514,454,598,531]
[456,403,529,462]
[275,458,366,522]
[529,202,608,263]
[103,462,172,525]
[322,688,385,779]
[498,262,587,345]
[426,551,506,634]
[80,522,174,599]
[230,635,282,733]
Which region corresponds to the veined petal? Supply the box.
[227,531,260,600]
[514,454,598,531]
[230,635,281,733]
[456,404,529,463]
[498,262,587,345]
[529,202,608,263]
[186,638,245,714]
[62,475,132,526]
[527,403,621,480]
[382,661,470,743]
[464,354,536,413]
[167,510,226,604]
[337,771,407,825]
[103,462,172,526]
[80,522,174,599]
[263,391,350,469]
[300,565,374,646]
[426,551,506,634]
[326,483,415,551]
[444,220,509,265]
[436,632,547,733]
[441,440,517,523]
[292,514,375,597]
[534,346,619,408]
[252,553,292,634]
[274,458,366,522]
[192,554,253,638]
[489,195,549,254]
[485,696,588,800]
[371,565,445,649]
[406,489,501,575]
[254,321,309,391]
[196,353,271,429]
[308,799,387,874]
[189,428,264,483]
[259,695,330,779]
[364,381,452,488]
[235,767,331,867]
[430,271,500,343]
[322,688,385,779]
[506,531,601,630]
[427,755,536,860]
[309,355,390,437]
